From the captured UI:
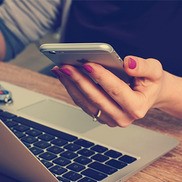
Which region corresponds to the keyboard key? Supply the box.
[41,160,53,168]
[23,142,31,148]
[13,124,30,132]
[88,162,117,175]
[38,133,55,141]
[13,116,78,142]
[81,168,107,181]
[26,129,42,137]
[90,145,108,153]
[53,157,71,166]
[64,143,81,151]
[13,131,25,138]
[47,146,64,154]
[30,147,44,155]
[74,156,92,165]
[49,165,67,175]
[61,151,78,160]
[77,149,95,157]
[39,152,57,160]
[51,138,68,146]
[4,120,18,127]
[119,155,137,164]
[106,159,127,169]
[78,177,96,182]
[67,162,85,172]
[74,139,94,148]
[104,150,122,158]
[21,136,38,144]
[34,140,51,149]
[63,171,82,181]
[91,154,109,162]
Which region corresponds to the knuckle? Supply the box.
[153,61,163,79]
[93,73,103,83]
[108,86,122,97]
[110,113,133,128]
[117,121,132,128]
[109,107,147,127]
[90,64,110,82]
[130,109,146,120]
[106,122,118,128]
[148,58,163,79]
[73,76,83,84]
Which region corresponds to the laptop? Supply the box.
[0,81,179,182]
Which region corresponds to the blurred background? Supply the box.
[9,33,59,76]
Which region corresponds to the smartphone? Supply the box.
[40,43,131,83]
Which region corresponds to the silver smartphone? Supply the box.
[40,43,131,83]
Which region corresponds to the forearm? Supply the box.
[0,0,62,45]
[0,31,5,60]
[0,0,62,61]
[0,19,25,61]
[156,71,182,118]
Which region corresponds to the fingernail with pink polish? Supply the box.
[83,64,93,73]
[60,68,72,76]
[128,57,137,69]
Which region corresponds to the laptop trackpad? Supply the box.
[18,99,99,134]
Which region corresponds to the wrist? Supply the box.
[154,71,182,117]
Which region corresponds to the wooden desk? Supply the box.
[0,62,181,182]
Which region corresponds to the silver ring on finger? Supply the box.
[92,109,102,122]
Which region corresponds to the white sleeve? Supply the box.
[0,0,62,45]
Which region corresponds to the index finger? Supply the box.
[82,63,140,110]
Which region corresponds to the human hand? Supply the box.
[52,56,165,127]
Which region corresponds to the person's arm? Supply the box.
[154,71,182,118]
[0,31,5,60]
[51,56,182,128]
[0,0,62,61]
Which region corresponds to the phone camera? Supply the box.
[49,51,56,54]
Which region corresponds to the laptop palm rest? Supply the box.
[18,99,100,134]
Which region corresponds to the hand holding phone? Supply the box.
[40,43,131,83]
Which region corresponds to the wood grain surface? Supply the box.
[0,62,181,182]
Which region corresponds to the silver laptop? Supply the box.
[0,81,179,182]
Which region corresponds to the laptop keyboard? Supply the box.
[0,110,137,182]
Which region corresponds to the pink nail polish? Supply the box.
[83,64,93,73]
[128,57,137,69]
[60,68,72,76]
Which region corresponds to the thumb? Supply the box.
[123,56,163,81]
